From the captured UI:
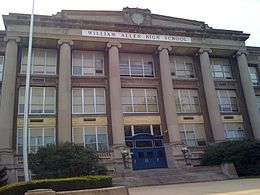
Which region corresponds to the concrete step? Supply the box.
[110,166,229,187]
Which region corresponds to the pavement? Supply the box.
[129,178,260,195]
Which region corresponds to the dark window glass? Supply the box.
[134,125,151,135]
[135,140,153,148]
[154,139,163,147]
[153,125,161,135]
[124,126,132,137]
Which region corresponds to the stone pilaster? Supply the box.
[236,49,260,139]
[107,42,125,170]
[198,48,225,142]
[158,46,180,143]
[158,45,182,168]
[0,37,20,183]
[57,39,73,143]
[0,37,20,151]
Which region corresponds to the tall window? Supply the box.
[256,96,260,113]
[72,126,108,151]
[169,56,195,78]
[217,90,239,112]
[248,66,259,86]
[21,48,57,75]
[72,88,106,114]
[224,123,245,140]
[119,53,154,77]
[17,127,55,154]
[179,124,205,147]
[175,89,200,113]
[122,88,158,113]
[0,55,4,81]
[210,58,232,79]
[72,51,104,76]
[18,87,56,114]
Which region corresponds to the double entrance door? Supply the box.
[128,134,168,170]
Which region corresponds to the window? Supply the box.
[72,50,104,76]
[179,124,205,146]
[21,48,57,75]
[124,124,161,137]
[210,58,232,79]
[217,90,239,112]
[17,127,55,154]
[18,87,56,114]
[72,88,106,114]
[122,88,158,113]
[72,126,108,151]
[119,53,154,77]
[256,96,260,113]
[224,123,245,140]
[175,89,200,113]
[248,66,259,86]
[0,55,4,81]
[169,56,195,78]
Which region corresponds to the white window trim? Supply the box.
[72,50,105,77]
[170,56,195,78]
[21,48,57,75]
[72,88,106,114]
[16,127,56,154]
[217,90,239,113]
[176,89,201,113]
[210,58,232,80]
[18,87,56,115]
[0,55,5,81]
[120,54,155,77]
[123,88,159,113]
[180,124,198,146]
[72,126,109,151]
[224,123,245,140]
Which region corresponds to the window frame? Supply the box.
[210,58,232,80]
[169,56,195,78]
[122,88,159,113]
[0,55,4,81]
[119,53,155,78]
[175,89,201,113]
[217,90,239,113]
[224,123,245,140]
[16,127,56,154]
[18,87,56,115]
[72,126,109,151]
[248,66,260,86]
[72,50,105,77]
[21,48,57,75]
[72,88,106,114]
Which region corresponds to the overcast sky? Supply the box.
[1,0,259,46]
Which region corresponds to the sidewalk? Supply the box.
[129,178,260,195]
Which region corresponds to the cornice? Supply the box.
[2,13,250,42]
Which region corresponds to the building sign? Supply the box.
[82,29,191,43]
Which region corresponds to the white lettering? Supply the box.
[82,30,191,43]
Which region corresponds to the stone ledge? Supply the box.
[26,186,129,195]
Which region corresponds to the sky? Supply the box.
[0,0,259,47]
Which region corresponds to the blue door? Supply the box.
[130,134,167,170]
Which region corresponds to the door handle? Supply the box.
[157,158,159,162]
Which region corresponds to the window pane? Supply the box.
[73,127,82,144]
[18,87,25,114]
[124,126,132,137]
[44,128,55,145]
[134,125,151,135]
[72,88,83,113]
[31,88,44,113]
